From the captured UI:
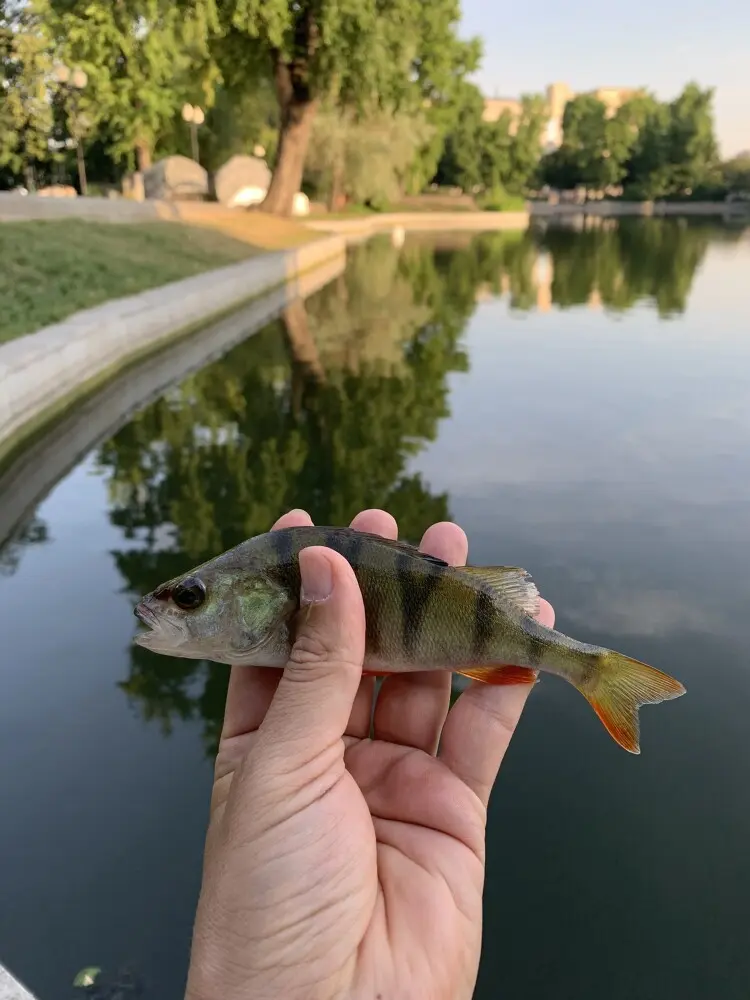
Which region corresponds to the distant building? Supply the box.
[483,82,643,151]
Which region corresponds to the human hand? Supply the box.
[185,508,555,1000]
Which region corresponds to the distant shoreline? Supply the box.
[528,199,750,218]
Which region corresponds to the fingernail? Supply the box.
[300,549,333,605]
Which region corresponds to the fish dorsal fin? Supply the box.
[461,565,540,617]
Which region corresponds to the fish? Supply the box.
[133,525,686,754]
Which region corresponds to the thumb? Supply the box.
[257,545,366,768]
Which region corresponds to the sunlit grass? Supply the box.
[0,219,259,343]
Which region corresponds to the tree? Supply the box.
[551,94,631,190]
[625,83,720,199]
[305,104,434,210]
[214,0,478,215]
[0,0,55,188]
[722,151,750,193]
[667,82,720,194]
[436,88,547,195]
[156,76,279,172]
[503,94,547,192]
[51,0,218,171]
[433,80,486,190]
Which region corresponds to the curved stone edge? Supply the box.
[0,964,36,1000]
[0,251,345,549]
[0,234,346,469]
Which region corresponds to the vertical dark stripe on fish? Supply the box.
[343,528,363,569]
[362,567,382,659]
[269,527,299,595]
[273,527,294,568]
[398,552,439,658]
[324,528,343,555]
[472,588,496,659]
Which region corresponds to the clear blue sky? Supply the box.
[459,0,749,157]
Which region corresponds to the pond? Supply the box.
[1,217,749,1000]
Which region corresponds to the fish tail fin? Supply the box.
[578,651,686,754]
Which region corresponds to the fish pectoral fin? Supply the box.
[460,566,540,617]
[457,665,538,686]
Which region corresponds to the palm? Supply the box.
[344,737,485,999]
[208,728,485,1000]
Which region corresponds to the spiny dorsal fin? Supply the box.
[460,565,540,617]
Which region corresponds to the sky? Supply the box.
[459,0,749,158]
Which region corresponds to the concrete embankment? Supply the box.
[0,234,345,466]
[0,964,36,1000]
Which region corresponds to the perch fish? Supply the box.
[133,526,686,753]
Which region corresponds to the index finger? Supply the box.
[438,598,555,808]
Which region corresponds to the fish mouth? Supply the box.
[134,602,159,629]
[133,601,186,649]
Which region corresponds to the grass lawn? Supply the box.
[0,219,261,344]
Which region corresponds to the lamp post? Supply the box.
[181,103,205,163]
[54,64,88,196]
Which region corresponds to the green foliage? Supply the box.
[218,0,475,111]
[0,220,255,342]
[623,83,720,198]
[436,89,547,195]
[722,152,750,193]
[432,80,486,190]
[540,94,633,191]
[477,183,526,212]
[306,105,434,209]
[156,78,279,172]
[0,0,55,180]
[214,0,478,213]
[50,0,219,169]
[540,83,722,200]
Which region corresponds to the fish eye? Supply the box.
[172,577,206,611]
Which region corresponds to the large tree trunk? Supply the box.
[261,56,318,217]
[136,141,152,173]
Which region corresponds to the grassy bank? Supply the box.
[0,219,260,343]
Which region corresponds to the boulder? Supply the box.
[213,154,271,207]
[143,155,208,201]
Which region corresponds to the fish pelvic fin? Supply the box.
[460,565,540,617]
[457,665,538,686]
[579,651,686,754]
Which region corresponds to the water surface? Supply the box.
[1,218,749,999]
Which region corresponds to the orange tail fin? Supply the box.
[579,651,686,754]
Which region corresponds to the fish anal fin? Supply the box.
[457,664,538,686]
[461,565,540,617]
